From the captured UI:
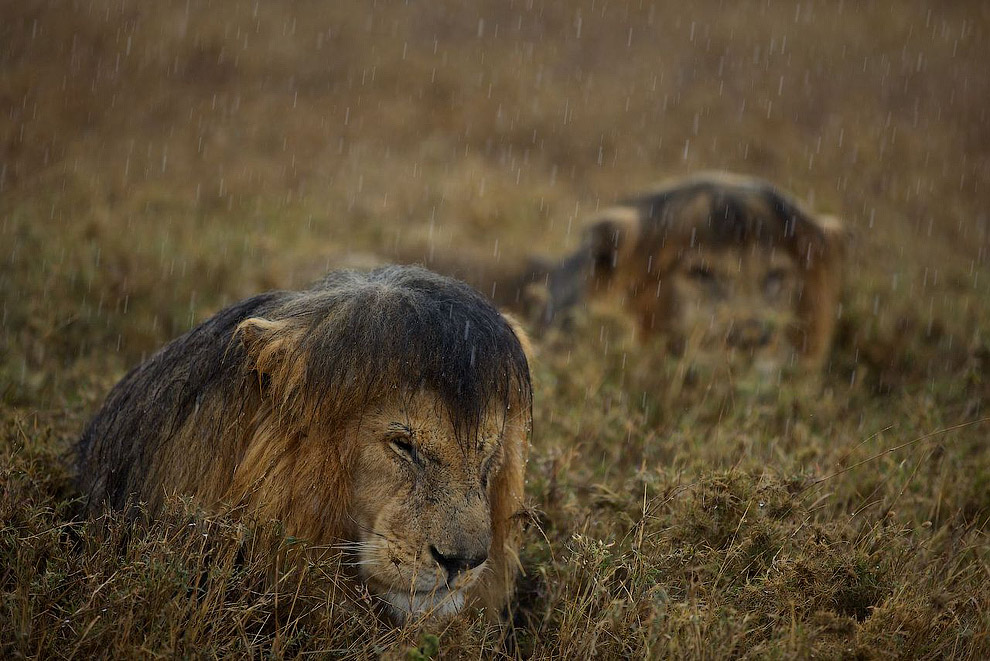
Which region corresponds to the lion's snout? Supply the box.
[429,544,488,580]
[726,318,774,350]
[427,494,493,581]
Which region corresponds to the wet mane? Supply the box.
[265,266,532,445]
[627,175,827,254]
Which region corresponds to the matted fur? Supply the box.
[76,265,532,620]
[544,172,846,370]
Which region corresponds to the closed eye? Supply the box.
[687,264,715,282]
[386,426,419,464]
[685,263,727,299]
[480,446,502,488]
[763,268,791,298]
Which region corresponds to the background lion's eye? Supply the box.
[763,268,789,298]
[687,264,715,282]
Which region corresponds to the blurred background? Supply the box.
[3,1,987,383]
[2,1,989,656]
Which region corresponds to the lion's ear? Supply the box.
[792,214,847,367]
[236,317,301,383]
[814,214,847,260]
[540,207,639,327]
[501,312,535,364]
[583,207,639,281]
[813,214,849,259]
[795,213,846,270]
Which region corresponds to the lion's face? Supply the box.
[629,244,802,374]
[345,389,513,622]
[542,176,845,372]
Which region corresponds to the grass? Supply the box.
[2,0,990,657]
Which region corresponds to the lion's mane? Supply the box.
[76,265,532,610]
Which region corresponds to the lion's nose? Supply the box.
[726,319,772,349]
[430,545,488,580]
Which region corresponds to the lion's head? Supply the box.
[76,266,532,622]
[544,172,846,373]
[339,388,525,619]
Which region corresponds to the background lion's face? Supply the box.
[345,389,509,622]
[634,244,801,374]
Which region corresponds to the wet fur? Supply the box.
[383,243,554,323]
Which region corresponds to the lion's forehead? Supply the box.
[679,243,795,266]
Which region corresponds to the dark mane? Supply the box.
[280,266,532,445]
[75,292,282,507]
[629,175,822,251]
[76,265,532,510]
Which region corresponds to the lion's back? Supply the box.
[76,291,285,513]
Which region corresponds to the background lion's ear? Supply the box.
[540,207,640,327]
[814,214,848,260]
[792,214,847,367]
[235,317,300,380]
[583,207,639,280]
[795,213,847,270]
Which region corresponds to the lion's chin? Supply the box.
[381,587,467,623]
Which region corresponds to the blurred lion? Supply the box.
[544,172,846,373]
[76,265,533,622]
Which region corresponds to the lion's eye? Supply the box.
[480,449,500,489]
[388,435,418,464]
[763,268,789,298]
[687,264,715,283]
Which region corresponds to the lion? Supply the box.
[542,172,846,373]
[75,265,533,622]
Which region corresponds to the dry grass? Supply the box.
[2,0,989,658]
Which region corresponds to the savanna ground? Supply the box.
[2,1,990,658]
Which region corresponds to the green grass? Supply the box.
[3,1,990,657]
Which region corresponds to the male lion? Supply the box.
[76,265,532,622]
[543,172,846,373]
